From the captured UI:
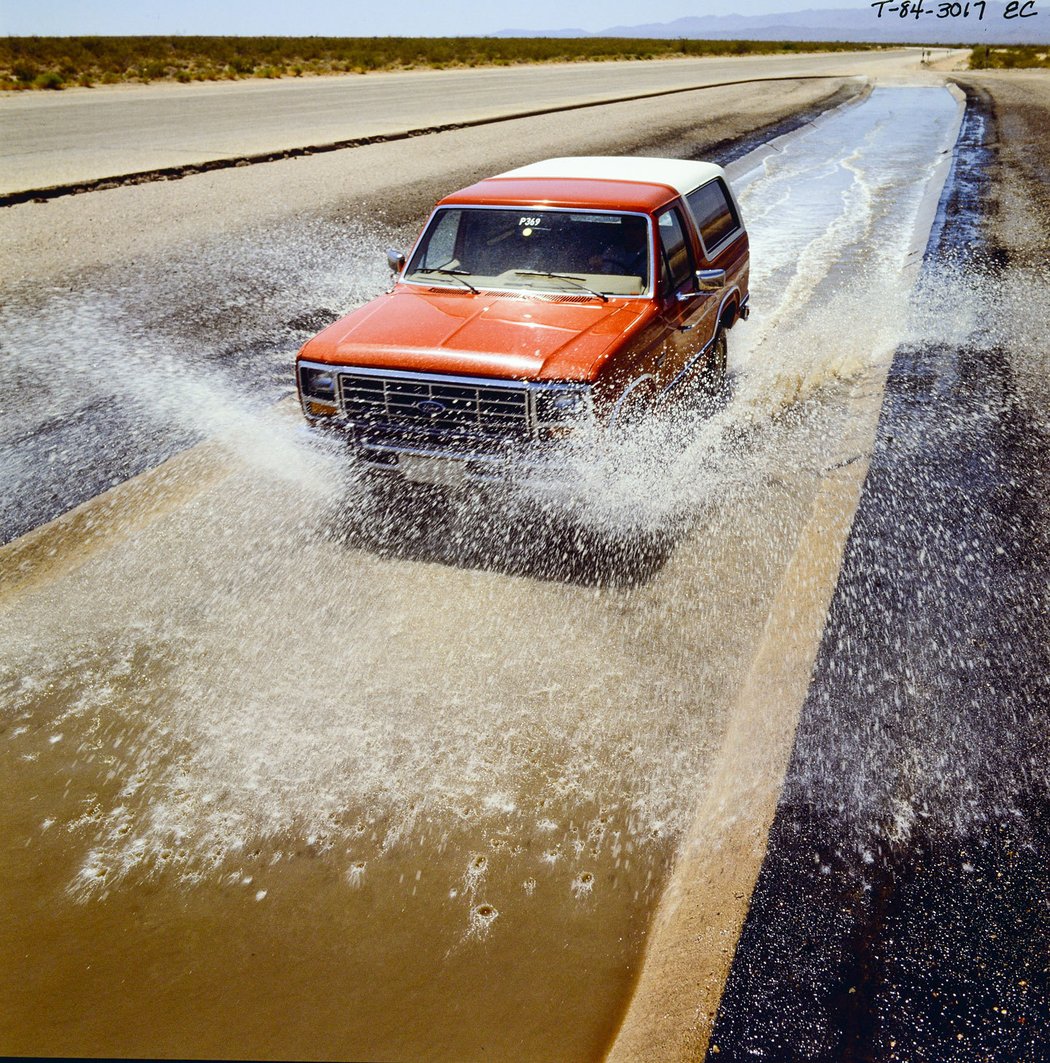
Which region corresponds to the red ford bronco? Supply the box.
[296,156,749,483]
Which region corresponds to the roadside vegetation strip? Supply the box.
[0,73,852,208]
[968,44,1050,68]
[0,35,884,91]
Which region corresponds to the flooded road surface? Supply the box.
[1,86,971,1060]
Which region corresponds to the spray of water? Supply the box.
[0,214,400,536]
[8,86,1031,913]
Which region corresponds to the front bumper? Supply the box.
[302,420,575,487]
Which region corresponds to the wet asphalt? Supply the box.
[4,75,1045,1060]
[707,86,1049,1063]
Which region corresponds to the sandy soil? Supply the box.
[957,71,1050,421]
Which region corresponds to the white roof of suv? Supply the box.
[498,156,725,196]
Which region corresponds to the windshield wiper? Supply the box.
[415,267,479,294]
[512,271,609,303]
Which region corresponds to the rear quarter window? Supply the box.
[686,180,741,253]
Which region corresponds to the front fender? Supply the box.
[608,373,658,431]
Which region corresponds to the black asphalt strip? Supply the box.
[705,87,1049,1061]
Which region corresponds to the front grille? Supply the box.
[338,371,532,443]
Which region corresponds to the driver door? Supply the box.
[656,206,717,389]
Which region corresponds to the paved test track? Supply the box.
[0,48,929,197]
[1,50,1044,1061]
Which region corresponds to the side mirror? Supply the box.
[675,268,727,302]
[696,268,726,292]
[386,248,406,274]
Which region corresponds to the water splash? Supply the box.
[5,86,1015,909]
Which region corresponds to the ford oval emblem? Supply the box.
[416,399,447,415]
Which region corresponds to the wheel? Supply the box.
[697,326,728,399]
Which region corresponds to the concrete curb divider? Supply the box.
[0,442,231,606]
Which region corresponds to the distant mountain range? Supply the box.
[496,5,1050,45]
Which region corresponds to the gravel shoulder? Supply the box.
[952,68,1050,631]
[956,70,1050,427]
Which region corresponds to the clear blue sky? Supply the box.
[0,1,870,37]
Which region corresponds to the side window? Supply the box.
[657,208,694,295]
[686,180,740,253]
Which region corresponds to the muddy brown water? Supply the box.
[0,437,808,1059]
[2,741,666,1060]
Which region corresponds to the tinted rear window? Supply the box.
[686,180,740,251]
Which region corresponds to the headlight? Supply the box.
[534,385,592,424]
[300,365,336,400]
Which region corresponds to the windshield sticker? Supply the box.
[518,215,552,237]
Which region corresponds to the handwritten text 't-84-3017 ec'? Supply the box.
[871,0,1039,20]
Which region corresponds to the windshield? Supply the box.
[404,208,651,297]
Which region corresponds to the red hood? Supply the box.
[299,286,649,381]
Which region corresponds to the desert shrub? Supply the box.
[33,70,64,89]
[969,44,1050,69]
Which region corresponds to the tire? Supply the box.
[697,326,728,400]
